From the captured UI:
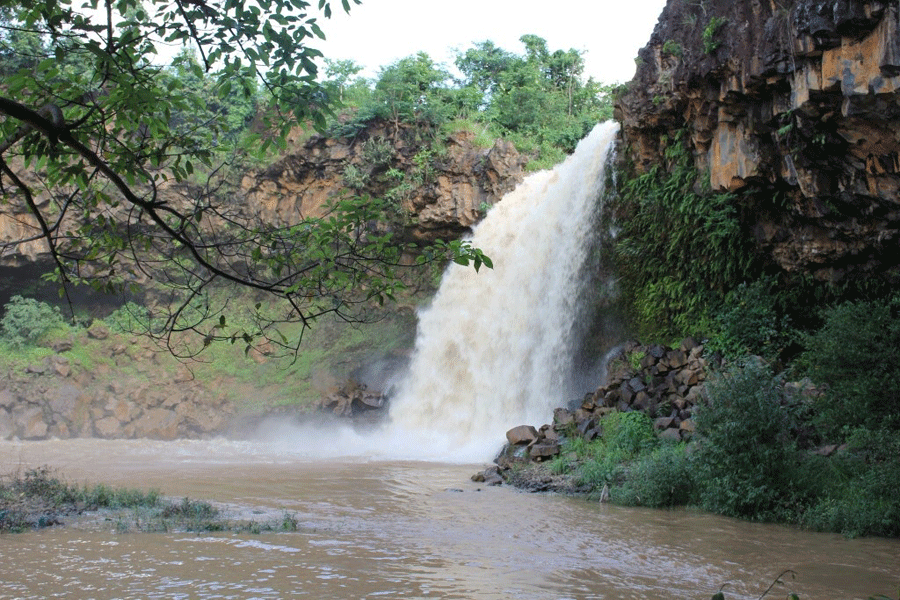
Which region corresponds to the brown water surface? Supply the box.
[1,438,897,599]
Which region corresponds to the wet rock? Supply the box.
[553,407,575,428]
[51,340,74,352]
[25,363,47,375]
[0,409,15,439]
[50,356,70,377]
[528,442,561,460]
[0,389,15,409]
[506,425,539,445]
[654,416,676,430]
[132,408,180,440]
[20,406,48,440]
[94,416,122,438]
[472,465,504,486]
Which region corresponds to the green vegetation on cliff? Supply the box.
[325,35,615,170]
[599,124,900,537]
[612,130,763,341]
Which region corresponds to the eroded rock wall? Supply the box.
[1,119,526,268]
[241,119,527,242]
[616,0,900,283]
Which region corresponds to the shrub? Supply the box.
[573,412,658,493]
[661,39,683,58]
[707,278,793,361]
[692,360,796,519]
[104,301,152,334]
[0,296,68,348]
[702,16,728,54]
[360,136,394,167]
[603,411,658,458]
[800,296,900,435]
[342,163,370,190]
[800,428,900,537]
[615,442,697,508]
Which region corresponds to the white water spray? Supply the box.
[256,122,618,462]
[384,121,620,460]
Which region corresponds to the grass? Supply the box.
[0,466,307,534]
[1,466,162,533]
[439,117,500,149]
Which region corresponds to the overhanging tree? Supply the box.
[0,0,488,357]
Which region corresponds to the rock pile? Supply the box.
[494,338,712,469]
[590,337,711,441]
[316,380,386,421]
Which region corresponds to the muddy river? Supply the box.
[0,438,897,599]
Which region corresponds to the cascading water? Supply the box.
[385,121,620,460]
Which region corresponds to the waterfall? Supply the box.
[386,121,620,461]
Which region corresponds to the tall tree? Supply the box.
[372,52,450,128]
[0,0,485,356]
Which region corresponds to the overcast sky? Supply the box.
[312,0,668,84]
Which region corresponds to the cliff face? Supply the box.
[241,119,526,243]
[0,119,526,268]
[616,0,900,283]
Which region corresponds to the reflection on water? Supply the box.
[1,438,898,600]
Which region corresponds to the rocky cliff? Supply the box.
[1,118,526,268]
[616,0,900,284]
[242,118,526,243]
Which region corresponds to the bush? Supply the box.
[573,412,658,492]
[707,278,793,361]
[692,360,797,519]
[603,411,658,458]
[0,296,68,348]
[800,296,900,434]
[800,428,900,537]
[104,301,152,334]
[615,442,697,508]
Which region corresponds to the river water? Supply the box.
[1,438,898,600]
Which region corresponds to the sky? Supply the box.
[312,0,669,84]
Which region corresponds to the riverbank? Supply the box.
[484,339,900,540]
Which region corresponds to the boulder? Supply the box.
[528,442,561,460]
[87,324,110,340]
[658,428,683,442]
[506,425,539,445]
[553,407,575,428]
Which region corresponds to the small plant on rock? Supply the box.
[702,16,727,54]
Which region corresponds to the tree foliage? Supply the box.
[0,0,488,356]
[800,295,900,435]
[329,35,615,168]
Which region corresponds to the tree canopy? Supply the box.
[0,0,487,356]
[327,35,616,168]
